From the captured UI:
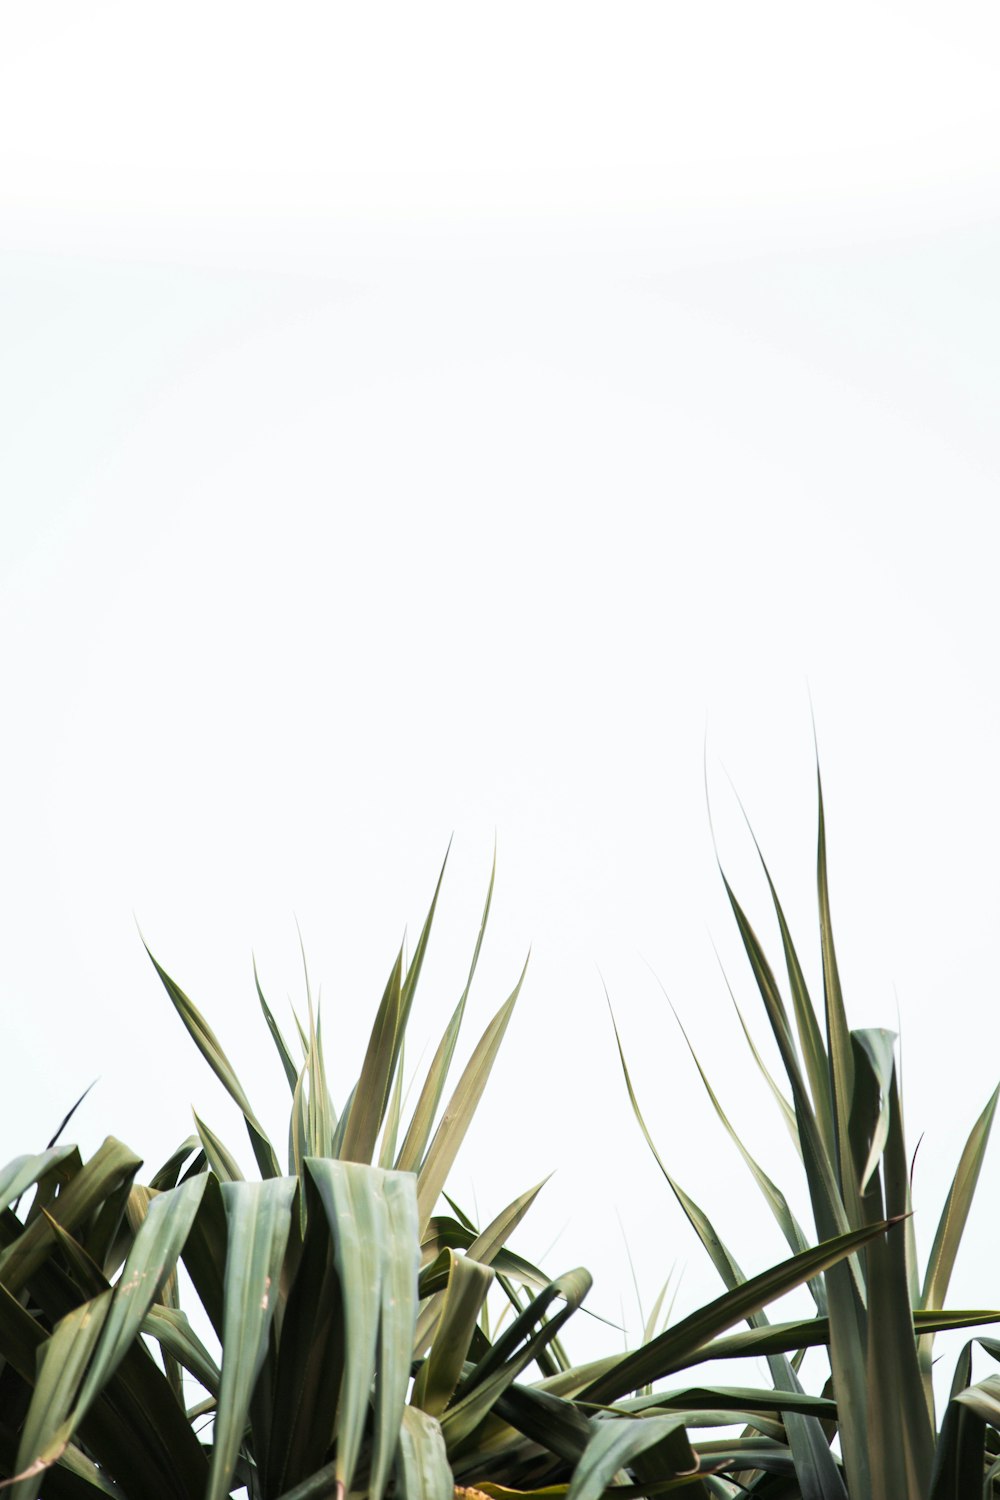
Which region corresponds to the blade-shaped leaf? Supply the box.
[337,947,404,1165]
[396,1407,454,1500]
[254,956,299,1096]
[0,1149,76,1212]
[72,1175,208,1422]
[142,1303,221,1396]
[396,852,495,1175]
[579,1219,895,1404]
[0,1138,141,1296]
[6,1292,113,1499]
[416,960,527,1232]
[919,1085,999,1395]
[145,945,280,1180]
[206,1177,296,1500]
[194,1113,245,1183]
[370,1171,422,1500]
[566,1414,699,1500]
[412,1251,495,1414]
[306,1158,420,1500]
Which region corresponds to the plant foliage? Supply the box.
[0,784,996,1499]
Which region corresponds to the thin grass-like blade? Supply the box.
[666,997,820,1300]
[205,1177,296,1500]
[398,845,451,1023]
[145,946,281,1179]
[254,956,299,1096]
[683,1307,1000,1365]
[193,1113,244,1183]
[814,765,859,1222]
[396,853,495,1175]
[721,969,800,1154]
[379,1034,407,1170]
[304,998,335,1159]
[598,1023,845,1497]
[722,803,871,1498]
[416,960,527,1232]
[580,1220,893,1404]
[919,1085,999,1400]
[739,809,836,1162]
[337,947,405,1165]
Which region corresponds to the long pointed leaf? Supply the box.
[145,946,281,1179]
[396,853,495,1175]
[416,959,527,1232]
[206,1178,296,1500]
[580,1219,895,1404]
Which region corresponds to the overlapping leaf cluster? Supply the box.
[608,768,1000,1497]
[1,780,998,1499]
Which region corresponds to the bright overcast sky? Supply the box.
[2,2,999,1371]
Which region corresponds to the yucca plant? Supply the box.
[608,764,1000,1498]
[2,797,992,1500]
[0,844,894,1500]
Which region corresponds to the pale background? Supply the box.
[2,1,999,1392]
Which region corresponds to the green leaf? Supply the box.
[396,851,495,1176]
[338,947,405,1165]
[205,1177,297,1500]
[443,1269,592,1450]
[396,1405,454,1500]
[413,1251,495,1414]
[415,1179,547,1358]
[852,1028,897,1193]
[416,958,528,1232]
[6,1291,113,1500]
[144,944,281,1180]
[378,1032,407,1170]
[0,1138,141,1296]
[142,1303,221,1396]
[750,826,837,1163]
[919,1085,999,1395]
[566,1414,699,1500]
[148,1137,201,1192]
[371,1171,422,1500]
[665,995,820,1301]
[854,1049,934,1498]
[0,1148,76,1212]
[254,956,299,1096]
[306,1159,420,1500]
[193,1113,245,1183]
[579,1219,895,1404]
[72,1175,208,1422]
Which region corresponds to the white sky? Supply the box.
[2,1,999,1386]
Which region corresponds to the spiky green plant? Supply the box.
[2,791,994,1500]
[609,764,1000,1498]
